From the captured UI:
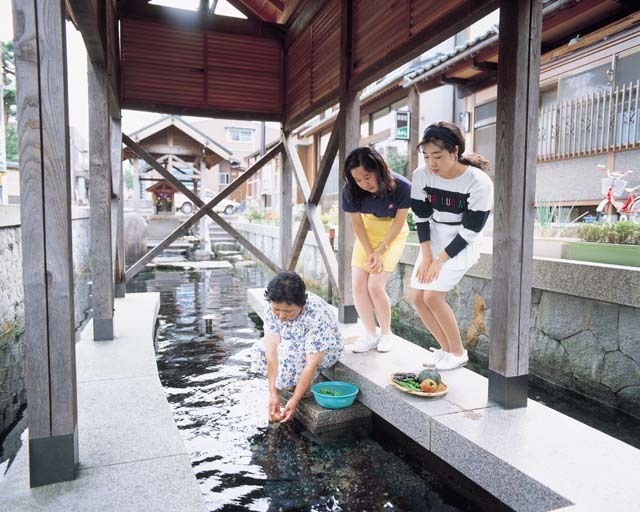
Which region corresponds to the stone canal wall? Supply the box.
[0,206,91,438]
[234,220,640,419]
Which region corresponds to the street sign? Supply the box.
[395,111,410,140]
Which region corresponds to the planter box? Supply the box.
[533,237,570,259]
[567,241,640,267]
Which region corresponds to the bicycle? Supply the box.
[595,165,638,223]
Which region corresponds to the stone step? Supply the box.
[279,389,372,436]
[212,242,240,252]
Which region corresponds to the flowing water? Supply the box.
[127,267,476,512]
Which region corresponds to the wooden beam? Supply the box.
[472,58,499,72]
[349,0,500,92]
[119,1,284,39]
[285,0,327,48]
[123,136,283,279]
[287,110,341,271]
[282,135,340,298]
[408,85,420,174]
[309,109,342,205]
[280,148,293,268]
[13,0,78,487]
[225,0,263,21]
[121,100,283,123]
[541,10,640,64]
[278,0,302,25]
[337,0,358,323]
[288,215,310,271]
[111,116,126,298]
[89,59,114,341]
[489,0,542,409]
[67,0,120,119]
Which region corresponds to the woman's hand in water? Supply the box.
[268,391,282,422]
[280,397,299,423]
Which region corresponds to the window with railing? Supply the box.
[538,49,640,161]
[538,79,639,160]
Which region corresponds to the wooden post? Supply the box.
[13,0,78,486]
[408,85,421,174]
[489,0,542,408]
[112,116,126,298]
[198,160,211,254]
[337,0,359,323]
[281,138,293,269]
[132,158,140,212]
[89,58,114,340]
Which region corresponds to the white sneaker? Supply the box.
[436,350,468,370]
[422,348,446,367]
[351,334,379,353]
[376,334,394,352]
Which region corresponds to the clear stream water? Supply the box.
[127,267,476,512]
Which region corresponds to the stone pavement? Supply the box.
[0,292,206,512]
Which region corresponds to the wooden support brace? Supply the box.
[288,109,342,271]
[123,135,283,279]
[282,135,340,299]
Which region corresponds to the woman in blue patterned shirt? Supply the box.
[251,272,344,422]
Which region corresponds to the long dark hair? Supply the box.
[418,121,489,172]
[343,147,396,202]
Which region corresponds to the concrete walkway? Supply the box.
[0,293,207,512]
[249,288,640,512]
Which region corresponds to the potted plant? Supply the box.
[567,221,640,267]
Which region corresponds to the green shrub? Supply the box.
[577,221,640,245]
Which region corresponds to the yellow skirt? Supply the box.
[352,214,409,272]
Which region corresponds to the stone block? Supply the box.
[619,306,640,362]
[530,333,575,390]
[283,394,372,435]
[601,351,640,392]
[234,260,256,268]
[589,301,620,351]
[212,242,239,252]
[561,331,604,382]
[616,386,640,419]
[536,292,590,340]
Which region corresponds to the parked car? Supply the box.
[174,190,238,215]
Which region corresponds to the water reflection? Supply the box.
[128,267,469,512]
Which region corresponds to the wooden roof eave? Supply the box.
[128,116,233,159]
[117,1,285,39]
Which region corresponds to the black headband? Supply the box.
[420,126,459,151]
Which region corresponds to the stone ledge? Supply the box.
[249,287,640,511]
[398,243,640,308]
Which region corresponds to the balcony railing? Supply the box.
[537,80,640,161]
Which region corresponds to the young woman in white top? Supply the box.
[410,122,494,370]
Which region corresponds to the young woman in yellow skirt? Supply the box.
[341,147,411,352]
